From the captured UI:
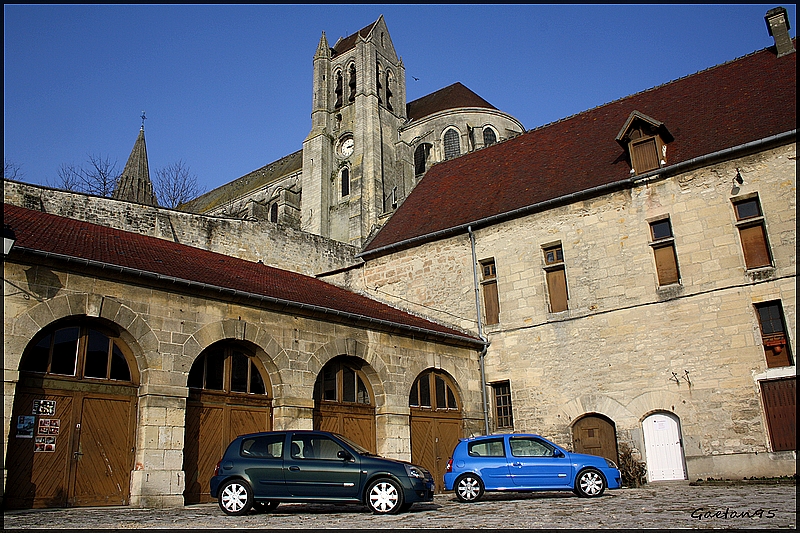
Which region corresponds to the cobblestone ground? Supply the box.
[3,482,796,530]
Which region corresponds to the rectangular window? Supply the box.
[543,244,568,313]
[649,218,680,286]
[481,259,500,325]
[733,196,772,269]
[755,301,793,368]
[631,137,660,174]
[492,381,514,430]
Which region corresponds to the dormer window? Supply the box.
[616,111,673,175]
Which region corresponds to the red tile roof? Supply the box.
[406,82,498,122]
[364,45,796,255]
[4,203,480,346]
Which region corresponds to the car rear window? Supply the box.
[468,438,505,457]
[240,434,284,459]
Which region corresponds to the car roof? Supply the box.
[462,433,543,442]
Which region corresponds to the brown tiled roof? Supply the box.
[332,19,378,56]
[364,46,796,255]
[406,82,497,122]
[4,203,480,346]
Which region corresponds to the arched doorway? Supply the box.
[183,341,273,503]
[409,369,462,493]
[572,414,619,464]
[642,412,687,481]
[6,319,139,509]
[313,356,376,453]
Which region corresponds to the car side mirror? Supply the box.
[554,450,565,458]
[337,450,354,461]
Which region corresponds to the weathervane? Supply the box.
[141,111,147,130]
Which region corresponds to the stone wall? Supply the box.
[333,143,797,479]
[3,180,360,277]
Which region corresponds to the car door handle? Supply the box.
[512,462,522,466]
[289,466,300,471]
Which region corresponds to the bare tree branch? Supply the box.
[153,160,204,208]
[50,154,120,196]
[4,159,24,181]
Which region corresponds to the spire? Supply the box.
[112,113,158,206]
[316,31,330,58]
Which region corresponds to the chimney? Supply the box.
[765,7,795,57]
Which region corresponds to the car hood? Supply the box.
[566,451,615,467]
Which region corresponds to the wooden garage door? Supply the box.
[572,414,619,464]
[6,386,137,509]
[183,392,272,503]
[409,370,462,493]
[761,377,796,452]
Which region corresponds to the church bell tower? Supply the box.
[301,16,409,247]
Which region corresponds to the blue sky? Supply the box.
[4,4,796,195]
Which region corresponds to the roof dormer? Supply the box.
[616,111,674,175]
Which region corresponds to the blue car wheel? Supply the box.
[455,474,484,502]
[574,468,606,498]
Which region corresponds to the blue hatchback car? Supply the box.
[444,433,621,501]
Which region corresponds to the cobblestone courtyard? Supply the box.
[3,481,796,530]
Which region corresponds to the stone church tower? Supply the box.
[112,121,158,206]
[302,16,409,245]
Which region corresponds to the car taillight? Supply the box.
[213,460,222,476]
[446,458,453,473]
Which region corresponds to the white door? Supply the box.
[642,412,686,481]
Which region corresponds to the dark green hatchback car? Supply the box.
[210,430,435,515]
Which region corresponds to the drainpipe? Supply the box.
[468,225,491,435]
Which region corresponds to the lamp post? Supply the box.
[4,224,16,256]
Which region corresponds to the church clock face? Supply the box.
[338,136,354,157]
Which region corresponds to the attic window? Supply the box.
[616,111,673,175]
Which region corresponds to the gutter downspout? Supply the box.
[468,225,491,435]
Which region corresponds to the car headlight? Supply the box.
[605,458,618,469]
[404,464,425,479]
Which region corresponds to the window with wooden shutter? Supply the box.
[755,301,793,368]
[481,259,500,325]
[733,197,772,269]
[543,244,568,313]
[631,136,660,174]
[649,218,680,286]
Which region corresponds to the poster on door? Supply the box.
[16,415,35,438]
[34,436,56,452]
[38,419,60,435]
[33,399,56,416]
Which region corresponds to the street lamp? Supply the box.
[4,224,16,256]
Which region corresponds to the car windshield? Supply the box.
[333,433,373,455]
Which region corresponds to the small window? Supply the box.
[755,301,793,368]
[483,127,497,147]
[492,381,514,429]
[543,244,568,313]
[481,258,500,325]
[340,167,350,197]
[649,218,680,286]
[443,129,461,160]
[468,438,506,457]
[414,143,431,176]
[409,370,458,410]
[733,196,772,269]
[269,202,278,223]
[187,345,267,395]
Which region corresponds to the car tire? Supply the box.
[253,500,279,513]
[218,479,254,515]
[454,473,484,502]
[574,468,606,498]
[366,478,404,514]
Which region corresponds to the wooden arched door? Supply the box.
[572,414,619,464]
[183,342,273,503]
[313,356,376,453]
[409,370,463,493]
[6,320,138,509]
